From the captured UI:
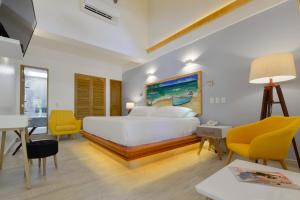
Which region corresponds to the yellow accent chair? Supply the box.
[49,110,81,140]
[226,116,300,169]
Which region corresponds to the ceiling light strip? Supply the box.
[146,0,252,53]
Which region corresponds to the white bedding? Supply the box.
[83,116,199,147]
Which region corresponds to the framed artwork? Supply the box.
[146,71,202,114]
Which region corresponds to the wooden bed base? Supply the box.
[81,131,201,161]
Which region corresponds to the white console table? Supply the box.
[0,115,31,189]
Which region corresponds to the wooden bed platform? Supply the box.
[81,131,201,161]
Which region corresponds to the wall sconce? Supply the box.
[182,50,203,63]
[146,67,157,75]
[180,59,200,74]
[145,67,158,84]
[184,60,198,68]
[146,75,158,84]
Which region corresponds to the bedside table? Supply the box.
[196,125,232,160]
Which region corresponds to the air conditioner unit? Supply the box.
[81,0,120,23]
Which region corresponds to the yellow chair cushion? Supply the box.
[56,125,77,132]
[228,143,250,158]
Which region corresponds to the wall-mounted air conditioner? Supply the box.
[81,0,120,23]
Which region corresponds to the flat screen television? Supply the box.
[0,0,37,55]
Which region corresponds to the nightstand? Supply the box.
[196,125,232,160]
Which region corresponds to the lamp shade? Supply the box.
[126,102,135,110]
[249,53,296,84]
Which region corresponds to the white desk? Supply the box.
[195,160,300,200]
[0,115,31,189]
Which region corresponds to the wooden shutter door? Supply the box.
[91,77,106,116]
[75,74,92,119]
[110,80,122,116]
[75,74,106,119]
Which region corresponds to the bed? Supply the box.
[81,106,201,161]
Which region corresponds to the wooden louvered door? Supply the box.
[91,77,106,116]
[110,80,122,116]
[75,74,106,119]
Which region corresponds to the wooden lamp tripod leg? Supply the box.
[261,86,273,120]
[260,87,270,120]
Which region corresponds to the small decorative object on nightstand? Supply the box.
[196,124,232,160]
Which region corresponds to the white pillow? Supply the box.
[151,106,192,118]
[129,106,155,116]
[185,111,198,118]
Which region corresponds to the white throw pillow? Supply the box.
[151,106,192,118]
[129,106,155,116]
[185,111,198,118]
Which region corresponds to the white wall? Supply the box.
[148,0,232,46]
[20,38,123,116]
[33,0,148,62]
[0,57,18,153]
[147,0,287,61]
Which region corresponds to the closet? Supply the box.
[74,73,106,119]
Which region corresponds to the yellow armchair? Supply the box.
[49,110,81,140]
[226,116,300,169]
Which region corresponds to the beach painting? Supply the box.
[146,72,202,114]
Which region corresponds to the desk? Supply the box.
[12,117,47,155]
[195,160,300,200]
[0,115,31,189]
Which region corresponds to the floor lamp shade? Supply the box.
[249,53,296,84]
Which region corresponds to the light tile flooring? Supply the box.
[0,137,299,200]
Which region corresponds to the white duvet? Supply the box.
[83,116,199,147]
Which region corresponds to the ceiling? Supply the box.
[31,0,289,71]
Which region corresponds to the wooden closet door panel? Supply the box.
[92,77,106,116]
[110,80,122,116]
[75,75,92,119]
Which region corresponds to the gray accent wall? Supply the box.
[123,1,300,159]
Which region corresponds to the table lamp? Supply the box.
[126,102,135,114]
[249,52,299,168]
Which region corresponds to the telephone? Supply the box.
[206,120,219,126]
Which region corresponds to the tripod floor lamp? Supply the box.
[249,53,300,168]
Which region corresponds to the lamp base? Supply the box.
[260,84,300,168]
